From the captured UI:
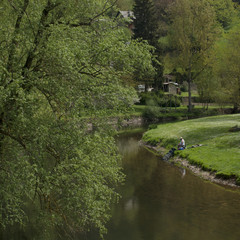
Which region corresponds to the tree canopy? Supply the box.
[0,0,154,238]
[133,0,159,46]
[209,23,240,110]
[165,0,220,111]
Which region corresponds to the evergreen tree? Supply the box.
[133,0,158,46]
[133,0,164,91]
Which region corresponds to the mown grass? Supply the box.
[142,114,240,183]
[179,91,199,97]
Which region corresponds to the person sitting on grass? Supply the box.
[178,137,185,150]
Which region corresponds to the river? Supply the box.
[99,129,240,240]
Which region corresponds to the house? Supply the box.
[163,75,180,95]
[116,11,135,31]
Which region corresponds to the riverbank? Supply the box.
[132,104,232,122]
[142,114,240,187]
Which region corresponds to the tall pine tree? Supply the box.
[133,0,158,46]
[133,0,165,91]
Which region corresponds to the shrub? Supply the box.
[137,92,151,105]
[143,106,161,119]
[138,91,181,107]
[148,124,158,130]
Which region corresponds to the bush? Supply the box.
[180,82,188,92]
[137,92,151,105]
[148,124,158,130]
[138,91,181,107]
[143,106,161,119]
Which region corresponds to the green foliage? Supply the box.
[210,0,237,29]
[116,0,134,10]
[132,0,163,88]
[209,22,240,111]
[166,0,221,112]
[133,0,159,46]
[148,123,158,130]
[138,91,181,107]
[0,0,155,237]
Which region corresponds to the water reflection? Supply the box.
[104,131,240,240]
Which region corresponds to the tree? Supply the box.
[210,0,237,29]
[116,0,134,10]
[133,0,159,46]
[153,0,175,37]
[133,0,163,91]
[210,23,240,111]
[0,0,154,238]
[194,67,217,109]
[166,0,220,111]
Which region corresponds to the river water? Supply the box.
[100,130,240,240]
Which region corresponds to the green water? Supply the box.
[102,131,240,240]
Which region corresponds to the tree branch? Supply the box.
[6,0,29,73]
[22,0,61,74]
[0,129,26,149]
[61,0,118,28]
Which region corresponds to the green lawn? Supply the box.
[142,114,240,182]
[179,91,199,97]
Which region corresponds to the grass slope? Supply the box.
[143,114,240,183]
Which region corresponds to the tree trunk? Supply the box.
[233,77,240,113]
[23,0,55,75]
[145,82,149,92]
[188,67,192,112]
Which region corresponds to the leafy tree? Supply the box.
[0,0,154,238]
[210,23,240,112]
[194,67,217,109]
[166,0,220,111]
[153,0,175,37]
[210,0,237,29]
[116,0,134,10]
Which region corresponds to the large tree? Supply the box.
[166,0,220,111]
[210,0,237,29]
[210,23,240,112]
[0,0,154,238]
[133,0,164,91]
[133,0,159,46]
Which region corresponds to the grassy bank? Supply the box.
[132,104,232,121]
[142,114,240,184]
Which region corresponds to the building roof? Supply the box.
[163,82,178,86]
[118,11,135,20]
